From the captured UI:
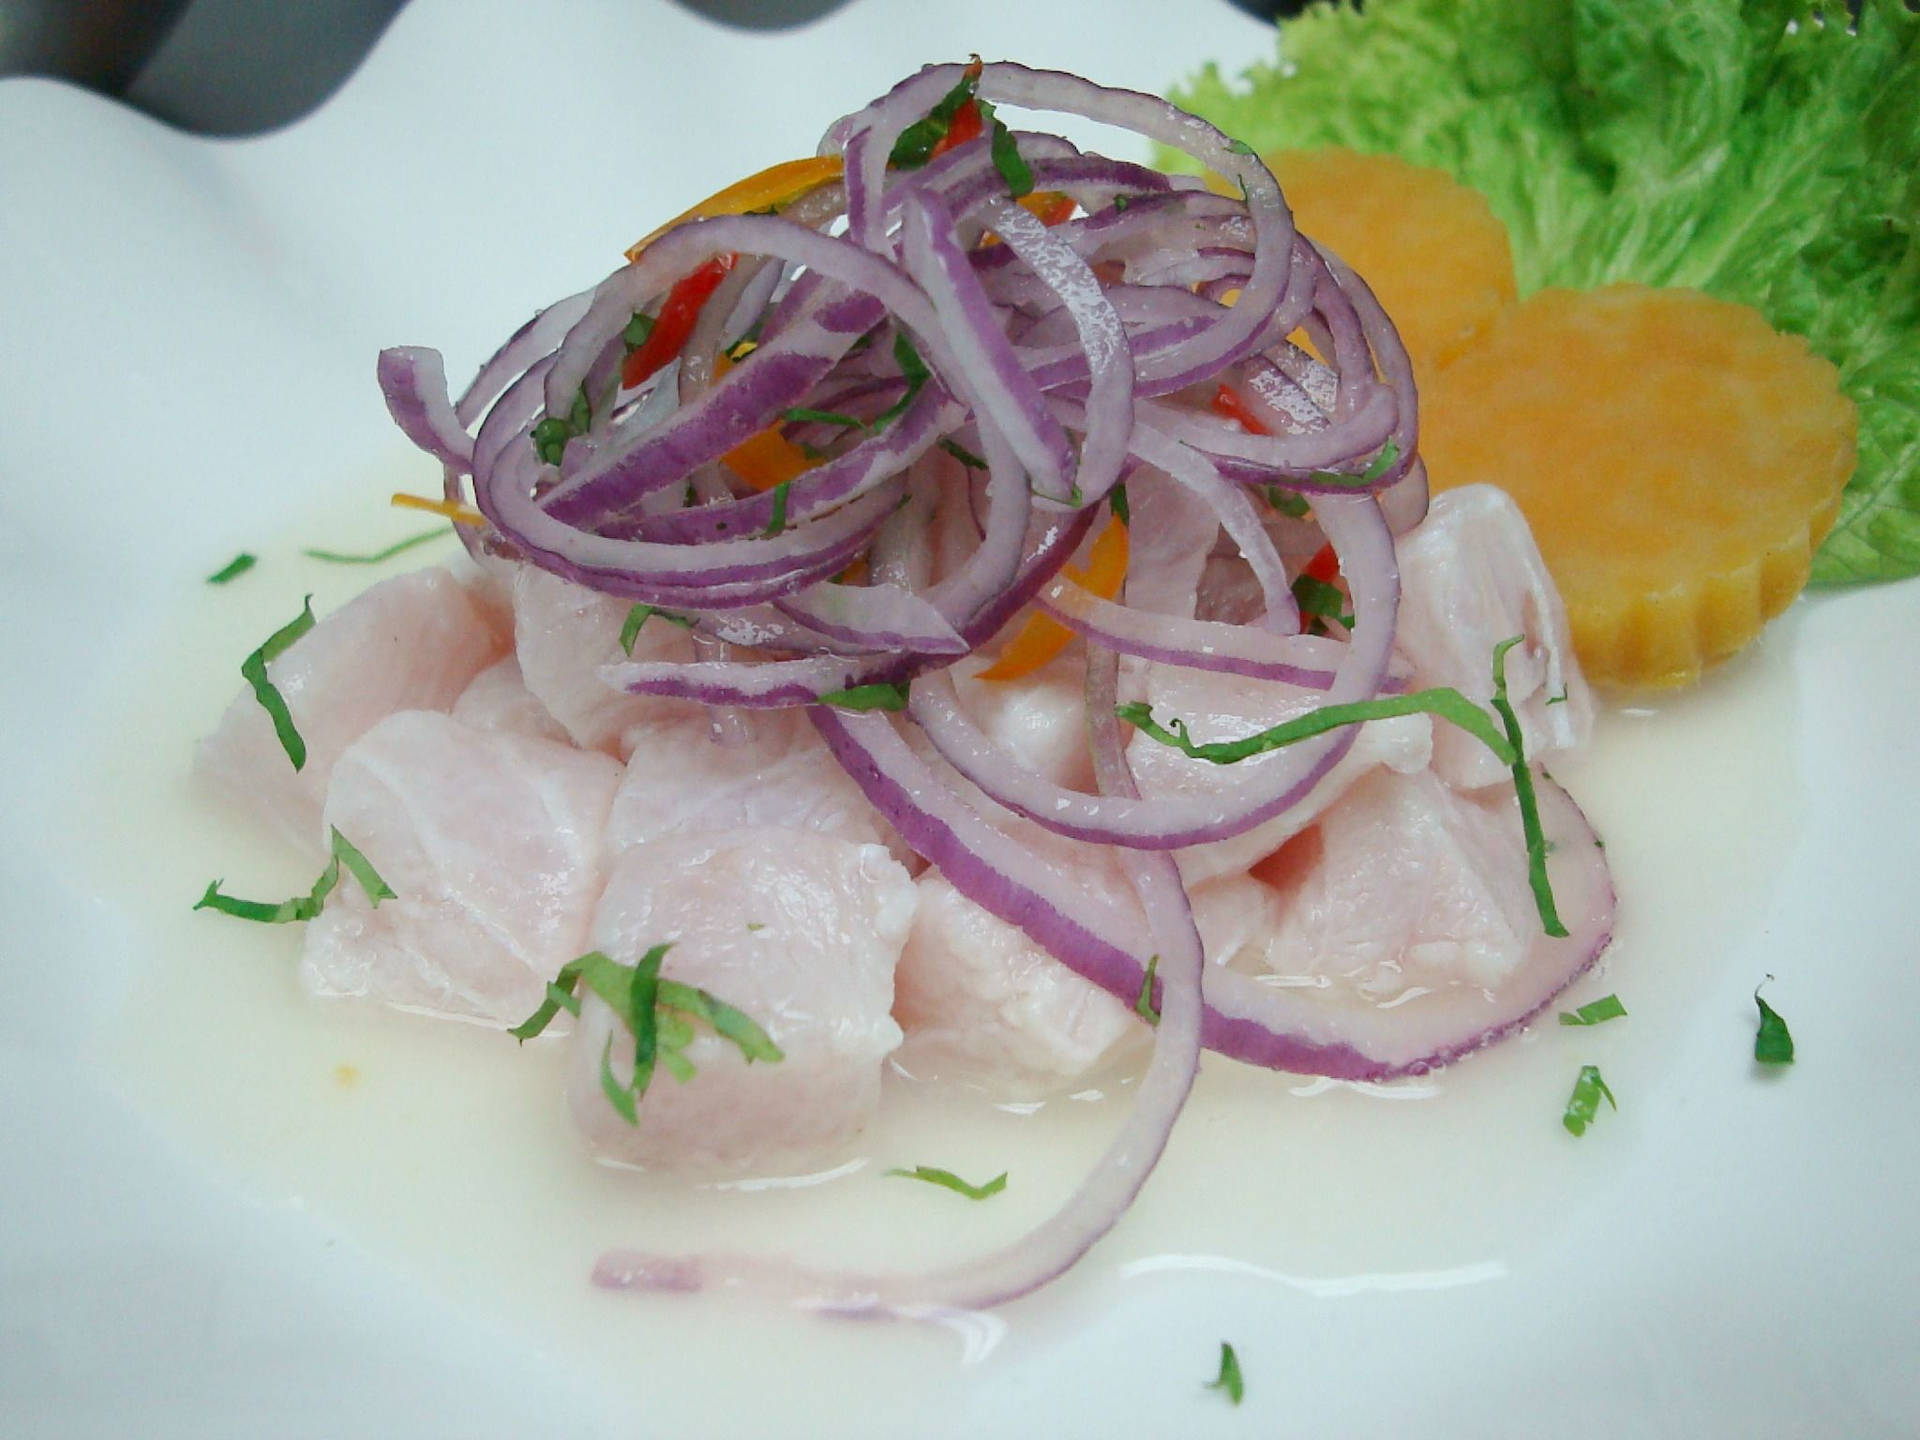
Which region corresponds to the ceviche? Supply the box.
[193,60,1616,1317]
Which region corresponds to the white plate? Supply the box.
[3,2,1917,1436]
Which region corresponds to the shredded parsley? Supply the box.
[782,406,871,432]
[301,528,448,565]
[885,1165,1008,1200]
[1559,994,1627,1027]
[618,604,692,656]
[1263,485,1311,519]
[982,101,1034,197]
[1561,1064,1616,1136]
[511,946,783,1124]
[869,332,932,431]
[1304,440,1401,491]
[1135,954,1160,1025]
[195,826,394,923]
[888,65,983,169]
[239,596,316,771]
[817,680,911,712]
[1753,979,1795,1066]
[1119,637,1566,937]
[1206,1342,1245,1404]
[1291,573,1353,635]
[765,480,792,537]
[207,553,255,585]
[939,436,989,471]
[1489,637,1568,937]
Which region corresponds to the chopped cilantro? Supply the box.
[982,101,1034,197]
[302,528,448,565]
[512,946,782,1124]
[1206,1342,1245,1404]
[888,64,982,169]
[1264,485,1310,519]
[1754,979,1795,1066]
[885,1165,1008,1200]
[1306,440,1401,490]
[1108,483,1131,526]
[1291,573,1353,635]
[1489,636,1568,938]
[1561,1064,1616,1136]
[818,680,911,711]
[623,312,656,350]
[239,596,316,771]
[782,406,871,432]
[1112,194,1131,213]
[1120,636,1566,937]
[1135,955,1160,1025]
[939,436,989,471]
[618,604,693,656]
[195,826,393,924]
[869,332,932,431]
[765,480,792,537]
[1225,138,1256,157]
[206,553,255,585]
[1558,994,1627,1027]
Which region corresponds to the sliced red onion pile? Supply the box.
[380,61,1614,1318]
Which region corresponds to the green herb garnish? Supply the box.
[618,603,693,656]
[1561,1064,1616,1136]
[1264,485,1311,519]
[885,1165,1008,1200]
[869,332,932,432]
[1206,1342,1245,1404]
[301,528,448,565]
[982,101,1034,197]
[623,312,657,350]
[195,826,394,923]
[1558,994,1627,1027]
[239,595,316,771]
[1119,636,1566,936]
[1108,483,1131,526]
[1135,954,1160,1025]
[1754,978,1795,1066]
[1290,573,1354,635]
[1490,636,1568,938]
[888,65,983,169]
[1305,440,1400,491]
[782,406,871,432]
[207,553,256,585]
[765,480,792,537]
[511,946,782,1124]
[817,681,911,712]
[939,436,989,470]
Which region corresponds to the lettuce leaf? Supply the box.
[1172,0,1920,584]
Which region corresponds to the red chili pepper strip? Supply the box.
[621,253,737,390]
[1210,382,1268,436]
[1303,542,1341,584]
[933,97,985,157]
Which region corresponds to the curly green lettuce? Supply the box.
[1172,0,1920,585]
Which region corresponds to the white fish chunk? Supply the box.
[451,656,572,744]
[512,566,699,754]
[893,868,1147,1097]
[570,831,916,1174]
[1191,765,1542,1000]
[301,710,622,1024]
[1395,484,1593,789]
[1126,660,1432,886]
[193,567,502,858]
[607,708,904,862]
[949,647,1094,791]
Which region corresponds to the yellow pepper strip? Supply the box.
[976,515,1129,682]
[708,348,820,492]
[724,425,816,491]
[626,155,847,261]
[391,492,486,526]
